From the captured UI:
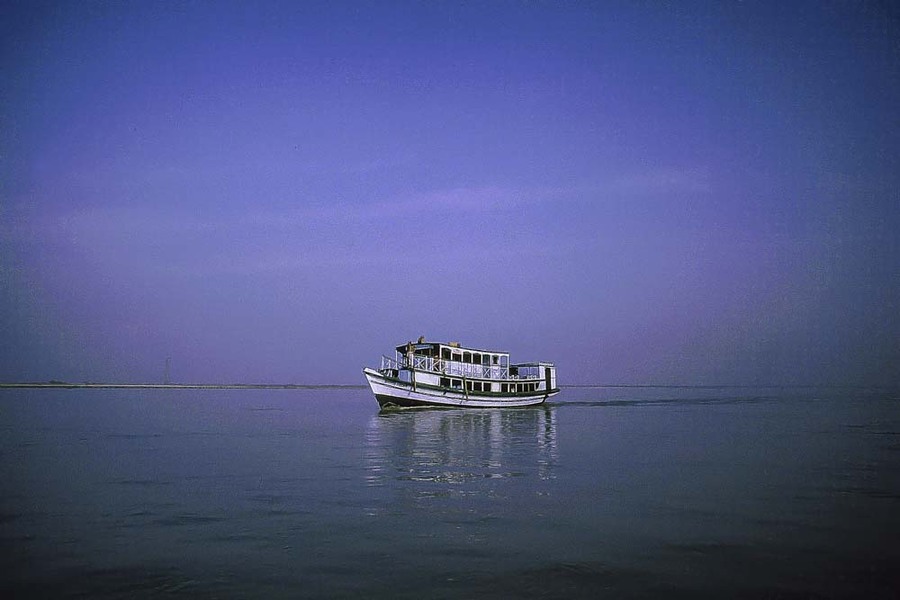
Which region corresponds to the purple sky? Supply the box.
[2,1,898,385]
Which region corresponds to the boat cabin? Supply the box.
[381,339,558,395]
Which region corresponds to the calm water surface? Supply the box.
[1,386,898,598]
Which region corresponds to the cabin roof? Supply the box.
[394,341,509,356]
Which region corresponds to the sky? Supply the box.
[1,1,898,386]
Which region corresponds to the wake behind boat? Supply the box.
[363,337,559,408]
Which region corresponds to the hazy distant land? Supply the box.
[0,382,366,390]
[1,382,888,391]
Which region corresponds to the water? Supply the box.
[1,386,898,598]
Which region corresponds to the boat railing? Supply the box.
[381,353,543,380]
[380,354,403,373]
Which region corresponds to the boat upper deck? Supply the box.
[385,340,554,381]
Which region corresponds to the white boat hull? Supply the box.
[363,368,557,408]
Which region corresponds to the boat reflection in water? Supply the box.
[364,406,558,498]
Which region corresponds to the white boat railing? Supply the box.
[380,354,541,380]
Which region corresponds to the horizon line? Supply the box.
[0,382,895,391]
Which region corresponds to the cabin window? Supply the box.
[500,355,508,367]
[442,348,451,360]
[440,377,451,388]
[452,351,461,362]
[492,355,498,365]
[473,382,481,392]
[463,352,471,363]
[483,383,492,393]
[451,379,462,389]
[501,383,508,393]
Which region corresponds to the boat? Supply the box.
[363,337,559,408]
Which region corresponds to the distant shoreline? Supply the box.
[0,383,366,390]
[0,382,891,391]
[561,384,894,390]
